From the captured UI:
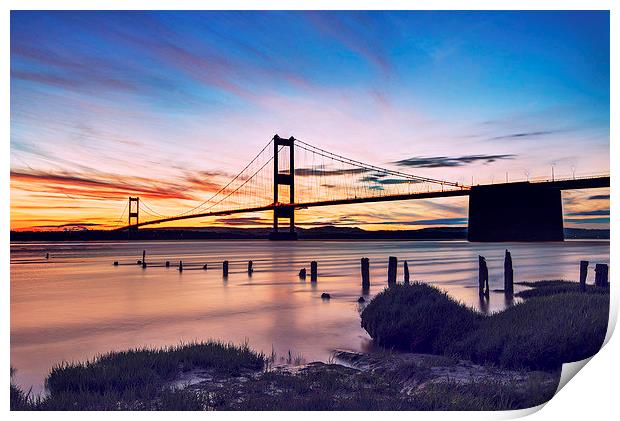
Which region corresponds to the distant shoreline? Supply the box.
[10,226,609,242]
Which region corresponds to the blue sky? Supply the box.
[10,11,610,230]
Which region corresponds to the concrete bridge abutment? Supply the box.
[467,182,564,242]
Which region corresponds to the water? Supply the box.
[11,239,609,393]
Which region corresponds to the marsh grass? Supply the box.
[450,292,609,369]
[11,340,264,410]
[361,281,609,371]
[515,280,609,299]
[361,283,481,353]
[11,281,600,410]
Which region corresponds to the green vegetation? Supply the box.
[360,283,480,353]
[515,280,609,299]
[12,280,603,410]
[361,281,609,371]
[11,341,264,410]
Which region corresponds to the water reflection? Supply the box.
[10,239,609,393]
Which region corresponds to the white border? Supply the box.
[3,1,617,419]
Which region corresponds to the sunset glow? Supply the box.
[10,11,609,231]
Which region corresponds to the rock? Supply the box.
[357,297,365,303]
[321,293,331,300]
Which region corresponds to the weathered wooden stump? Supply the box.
[361,257,370,291]
[203,263,208,270]
[165,261,170,267]
[594,263,609,287]
[478,255,489,297]
[179,260,183,272]
[142,261,147,269]
[45,252,50,259]
[113,261,119,266]
[387,256,397,286]
[299,268,307,279]
[579,260,589,291]
[248,260,254,274]
[504,250,514,297]
[223,260,229,277]
[310,261,318,283]
[403,261,410,285]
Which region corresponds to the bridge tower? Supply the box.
[269,134,298,240]
[128,197,139,228]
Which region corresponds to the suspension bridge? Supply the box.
[113,135,609,241]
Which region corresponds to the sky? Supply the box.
[10,10,610,231]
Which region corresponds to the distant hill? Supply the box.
[564,228,610,239]
[10,226,608,242]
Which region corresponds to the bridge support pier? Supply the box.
[467,183,564,242]
[269,134,298,241]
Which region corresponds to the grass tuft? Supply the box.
[361,283,480,353]
[12,341,264,410]
[361,282,609,370]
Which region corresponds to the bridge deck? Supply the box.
[116,176,609,230]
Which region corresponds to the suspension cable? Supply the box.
[171,138,275,217]
[294,138,463,188]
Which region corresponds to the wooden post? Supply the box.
[387,256,397,286]
[165,261,170,267]
[113,261,119,266]
[504,250,513,297]
[179,260,183,271]
[478,256,489,297]
[45,252,50,259]
[579,260,589,291]
[142,250,146,264]
[403,261,410,285]
[595,264,609,287]
[299,268,306,279]
[248,260,254,274]
[361,258,370,291]
[142,261,147,269]
[203,263,208,270]
[223,261,229,277]
[310,261,318,283]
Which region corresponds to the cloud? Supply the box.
[294,166,372,177]
[211,216,270,226]
[565,217,610,225]
[10,169,201,201]
[304,11,391,74]
[34,222,102,228]
[376,178,413,185]
[589,194,610,200]
[11,44,177,96]
[392,154,516,168]
[297,218,467,226]
[365,217,468,226]
[488,130,560,141]
[567,209,609,216]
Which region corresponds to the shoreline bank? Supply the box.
[11,280,609,411]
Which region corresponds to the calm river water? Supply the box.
[10,239,609,393]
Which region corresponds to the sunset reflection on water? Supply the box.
[11,239,609,393]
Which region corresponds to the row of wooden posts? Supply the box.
[478,250,610,298]
[116,249,609,293]
[116,250,412,287]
